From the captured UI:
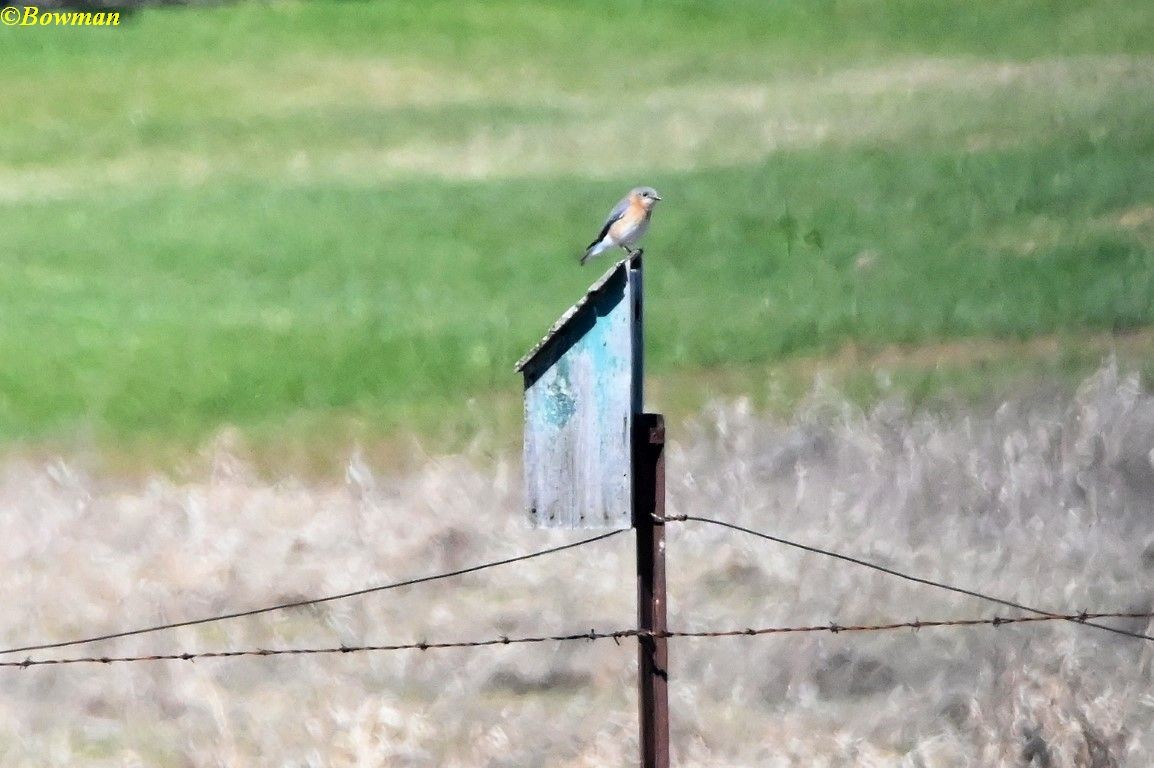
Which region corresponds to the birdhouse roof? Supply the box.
[514,255,634,373]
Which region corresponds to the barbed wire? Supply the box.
[5,610,1150,669]
[0,529,626,657]
[7,507,1149,668]
[662,514,1154,642]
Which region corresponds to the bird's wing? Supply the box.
[586,196,630,249]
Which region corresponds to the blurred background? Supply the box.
[3,0,1152,467]
[2,2,1154,765]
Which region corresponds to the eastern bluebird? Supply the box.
[581,186,662,265]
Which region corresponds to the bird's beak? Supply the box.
[653,194,663,201]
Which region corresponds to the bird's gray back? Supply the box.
[602,196,630,229]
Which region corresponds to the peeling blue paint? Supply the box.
[542,358,577,428]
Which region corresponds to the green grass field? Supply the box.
[3,0,1154,456]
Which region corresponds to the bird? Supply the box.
[581,186,662,265]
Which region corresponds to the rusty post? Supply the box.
[634,412,669,768]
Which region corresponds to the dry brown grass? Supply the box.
[1,362,1153,765]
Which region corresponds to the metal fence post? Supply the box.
[635,412,669,768]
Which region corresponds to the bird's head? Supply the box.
[631,186,663,210]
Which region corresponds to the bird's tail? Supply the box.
[580,239,607,265]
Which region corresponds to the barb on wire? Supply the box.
[661,514,1154,643]
[6,610,1150,668]
[0,529,626,657]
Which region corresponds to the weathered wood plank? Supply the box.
[518,257,641,529]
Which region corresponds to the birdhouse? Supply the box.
[515,257,643,529]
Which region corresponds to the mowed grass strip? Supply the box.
[1,1,1152,448]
